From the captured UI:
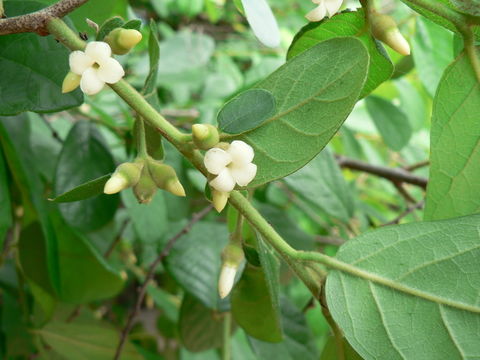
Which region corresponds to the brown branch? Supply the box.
[335,155,428,189]
[404,160,429,172]
[113,205,213,360]
[382,199,425,226]
[0,0,89,35]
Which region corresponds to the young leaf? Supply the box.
[240,0,280,48]
[425,51,480,220]
[326,214,480,360]
[288,10,393,97]
[229,37,369,187]
[450,0,480,16]
[178,294,225,352]
[284,148,355,223]
[96,16,125,41]
[38,320,142,360]
[165,221,229,309]
[49,174,110,203]
[0,2,83,116]
[365,95,412,151]
[122,19,142,30]
[217,89,276,134]
[54,121,119,231]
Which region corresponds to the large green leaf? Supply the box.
[411,17,454,97]
[37,320,142,360]
[228,37,369,187]
[288,10,393,97]
[0,1,83,115]
[425,51,480,220]
[165,221,229,309]
[365,95,412,151]
[0,148,12,246]
[54,121,118,231]
[178,294,225,352]
[326,214,480,360]
[284,148,354,223]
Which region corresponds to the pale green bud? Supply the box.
[104,162,143,194]
[212,189,229,213]
[62,71,81,93]
[148,159,186,197]
[218,243,245,299]
[133,166,157,204]
[371,13,411,56]
[192,124,220,150]
[105,28,142,55]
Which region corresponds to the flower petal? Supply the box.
[227,140,254,165]
[85,41,112,62]
[97,58,125,84]
[80,68,105,95]
[69,51,94,75]
[204,148,232,175]
[305,4,326,22]
[324,0,342,17]
[210,168,236,192]
[230,163,257,187]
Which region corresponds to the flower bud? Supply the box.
[105,28,142,55]
[212,189,229,213]
[218,243,245,299]
[133,167,157,204]
[192,124,220,150]
[147,159,186,197]
[104,162,143,194]
[371,13,410,56]
[62,71,81,93]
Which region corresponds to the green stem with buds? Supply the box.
[135,118,148,158]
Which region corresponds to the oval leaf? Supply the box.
[241,0,280,48]
[97,16,125,41]
[229,37,368,187]
[218,89,276,134]
[288,10,393,97]
[425,50,480,220]
[326,214,480,359]
[54,121,118,231]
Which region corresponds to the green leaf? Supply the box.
[450,0,480,16]
[49,174,110,203]
[165,221,229,309]
[121,188,168,244]
[230,37,368,187]
[326,214,480,360]
[394,78,429,131]
[284,148,354,223]
[240,0,280,48]
[217,89,276,135]
[0,148,12,246]
[249,298,317,359]
[0,1,83,115]
[365,95,411,151]
[122,19,142,30]
[147,285,179,323]
[320,336,363,360]
[411,17,455,96]
[96,16,125,41]
[288,10,393,97]
[2,291,33,357]
[38,320,142,360]
[425,51,480,220]
[54,121,118,231]
[179,294,225,352]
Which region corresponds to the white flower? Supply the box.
[69,41,125,95]
[204,140,257,193]
[305,0,343,22]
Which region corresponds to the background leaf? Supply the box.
[365,95,412,151]
[288,10,393,97]
[217,89,276,135]
[326,214,480,360]
[0,1,83,115]
[425,51,480,220]
[0,148,12,246]
[54,121,118,231]
[231,37,368,187]
[50,174,110,203]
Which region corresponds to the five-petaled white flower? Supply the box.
[305,0,343,22]
[69,41,125,95]
[204,140,257,192]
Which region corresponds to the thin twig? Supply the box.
[382,199,425,226]
[404,160,429,172]
[104,219,130,259]
[392,181,416,204]
[335,155,428,189]
[40,115,63,144]
[314,235,345,246]
[113,205,213,360]
[0,0,89,35]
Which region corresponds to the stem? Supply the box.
[404,0,467,27]
[135,118,148,158]
[222,313,232,360]
[461,28,480,83]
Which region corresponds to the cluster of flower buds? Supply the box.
[104,158,185,203]
[62,27,142,96]
[218,242,245,299]
[370,13,411,56]
[192,124,257,213]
